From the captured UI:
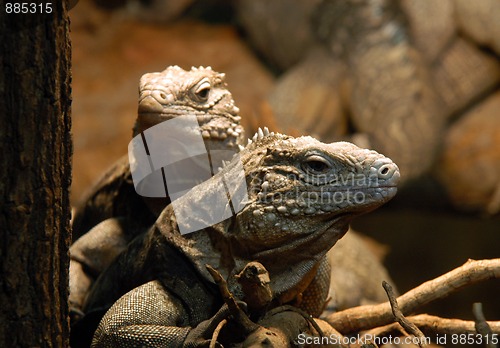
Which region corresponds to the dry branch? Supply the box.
[205,264,259,334]
[325,258,500,334]
[210,319,227,348]
[382,281,427,347]
[364,314,500,337]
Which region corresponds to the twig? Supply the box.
[313,318,350,348]
[382,281,428,347]
[473,303,496,348]
[364,314,500,337]
[205,264,259,334]
[210,319,227,348]
[325,258,500,334]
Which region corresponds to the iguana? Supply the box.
[82,129,400,347]
[237,0,500,183]
[69,66,245,318]
[72,65,244,238]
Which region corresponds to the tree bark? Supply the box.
[0,2,72,347]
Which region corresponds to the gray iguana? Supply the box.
[69,66,245,318]
[82,129,400,347]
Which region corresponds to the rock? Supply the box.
[235,0,320,71]
[455,0,500,55]
[437,91,500,215]
[125,0,195,23]
[269,47,349,142]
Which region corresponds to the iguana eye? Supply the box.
[302,155,331,174]
[191,79,211,102]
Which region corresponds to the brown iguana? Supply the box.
[69,66,245,318]
[72,65,244,237]
[81,129,400,347]
[307,0,444,182]
[237,0,500,183]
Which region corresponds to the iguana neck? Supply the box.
[156,207,350,302]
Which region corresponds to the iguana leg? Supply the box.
[91,281,191,347]
[70,217,143,315]
[92,280,231,348]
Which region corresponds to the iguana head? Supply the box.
[133,66,244,151]
[171,129,399,299]
[233,129,399,253]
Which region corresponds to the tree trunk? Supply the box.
[0,2,72,347]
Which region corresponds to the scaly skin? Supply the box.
[314,0,443,181]
[69,66,245,319]
[86,130,400,347]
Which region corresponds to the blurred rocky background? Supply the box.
[70,0,499,333]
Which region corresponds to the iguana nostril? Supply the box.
[152,90,173,104]
[378,164,394,179]
[369,159,399,184]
